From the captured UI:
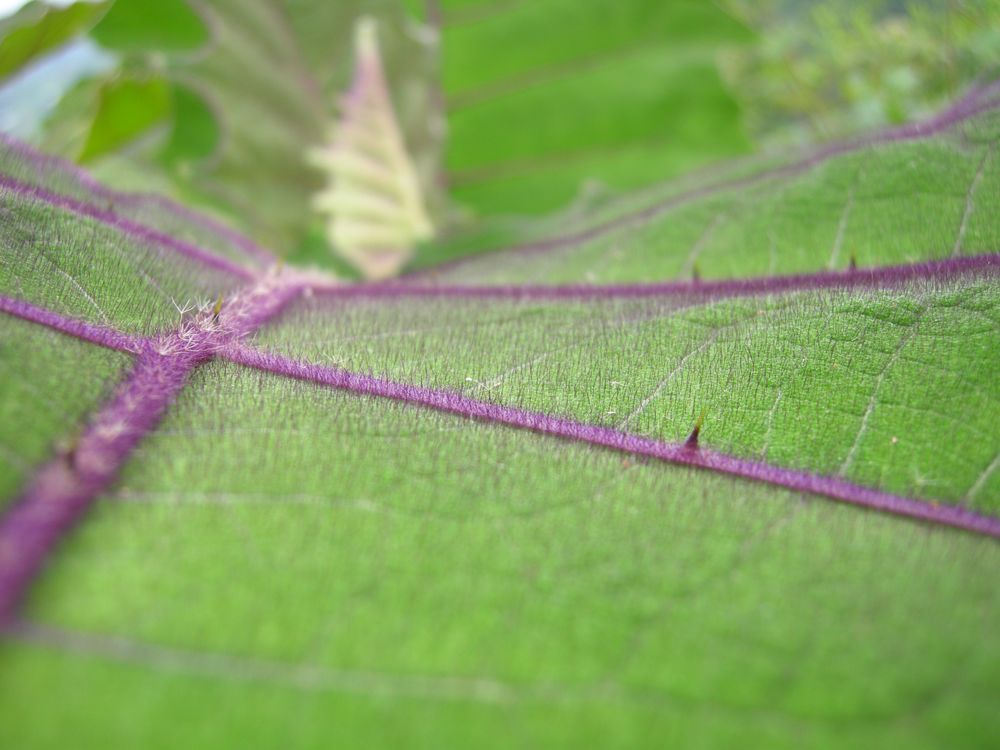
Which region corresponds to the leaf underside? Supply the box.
[0,89,998,750]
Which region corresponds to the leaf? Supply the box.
[0,67,999,750]
[88,0,207,53]
[156,83,220,168]
[310,17,434,280]
[438,0,754,214]
[0,0,108,82]
[77,74,172,162]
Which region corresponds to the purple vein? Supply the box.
[0,174,256,280]
[0,273,305,623]
[0,295,144,353]
[317,254,1000,301]
[422,81,1000,275]
[0,132,275,265]
[222,344,1000,540]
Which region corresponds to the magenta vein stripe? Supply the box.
[0,295,144,353]
[322,254,1000,300]
[0,174,256,280]
[223,345,1000,540]
[0,132,275,265]
[0,276,304,623]
[423,82,1000,274]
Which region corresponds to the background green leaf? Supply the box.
[88,0,206,52]
[438,0,753,214]
[0,0,107,81]
[77,74,171,161]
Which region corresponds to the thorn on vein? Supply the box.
[54,434,80,469]
[685,409,706,450]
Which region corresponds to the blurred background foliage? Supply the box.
[0,0,996,274]
[722,0,1000,145]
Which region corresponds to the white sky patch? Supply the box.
[0,0,81,17]
[0,0,27,15]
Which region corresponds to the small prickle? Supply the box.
[685,409,706,449]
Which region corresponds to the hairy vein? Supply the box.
[0,174,256,280]
[319,254,1000,301]
[0,294,143,353]
[0,132,275,265]
[222,344,1000,539]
